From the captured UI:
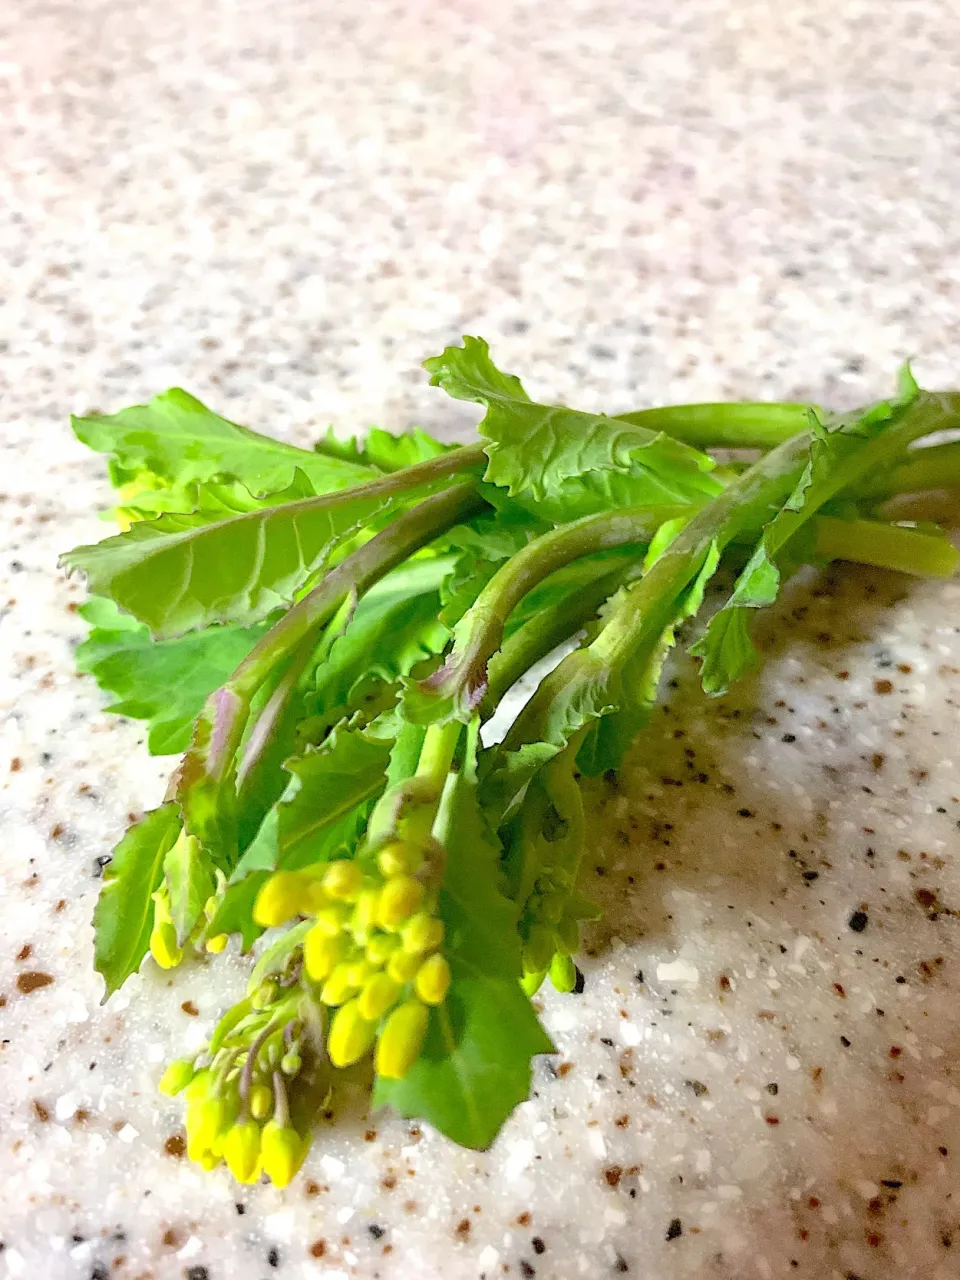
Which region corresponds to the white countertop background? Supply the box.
[2,2,959,1277]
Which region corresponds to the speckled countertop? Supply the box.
[2,2,960,1278]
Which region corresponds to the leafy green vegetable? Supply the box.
[93,804,182,998]
[76,597,268,755]
[66,341,960,1185]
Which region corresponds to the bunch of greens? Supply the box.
[63,338,960,1186]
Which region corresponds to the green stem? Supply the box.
[814,515,959,578]
[412,503,688,721]
[614,402,812,450]
[480,565,631,716]
[863,441,960,499]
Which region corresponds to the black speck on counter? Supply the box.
[666,1218,683,1241]
[267,1245,280,1266]
[848,910,869,932]
[90,1266,108,1280]
[520,1262,536,1278]
[186,1268,210,1280]
[614,1255,630,1274]
[368,1224,385,1240]
[572,966,585,994]
[531,1237,546,1255]
[234,1202,245,1215]
[766,1082,779,1096]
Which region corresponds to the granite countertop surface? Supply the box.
[2,1,960,1277]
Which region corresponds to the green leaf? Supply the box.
[93,804,182,998]
[424,336,721,506]
[76,597,268,755]
[205,874,264,952]
[163,831,216,945]
[374,723,553,1148]
[308,558,455,723]
[231,721,391,881]
[316,425,452,472]
[73,387,374,495]
[62,471,394,637]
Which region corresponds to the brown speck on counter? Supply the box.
[604,1165,623,1188]
[455,1218,471,1240]
[164,1134,186,1159]
[15,943,32,961]
[180,1000,199,1016]
[308,1239,326,1258]
[16,971,54,994]
[32,1099,50,1122]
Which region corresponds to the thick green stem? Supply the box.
[412,503,688,721]
[862,441,960,499]
[481,565,632,716]
[615,402,812,450]
[814,515,959,578]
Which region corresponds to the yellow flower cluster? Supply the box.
[253,841,450,1078]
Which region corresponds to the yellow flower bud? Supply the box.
[320,961,360,1007]
[150,921,183,970]
[223,1120,261,1183]
[549,952,576,993]
[302,877,329,914]
[400,913,444,955]
[365,932,400,967]
[327,999,377,1068]
[414,953,451,1006]
[253,871,311,928]
[312,903,348,937]
[375,1000,430,1079]
[520,969,546,997]
[387,948,422,984]
[248,1083,272,1120]
[303,924,347,982]
[260,1120,306,1189]
[183,1069,213,1103]
[376,840,421,878]
[346,957,377,989]
[198,1151,221,1172]
[322,859,364,902]
[358,972,402,1022]
[350,888,381,943]
[205,933,229,954]
[376,876,424,930]
[158,1058,195,1097]
[186,1096,224,1160]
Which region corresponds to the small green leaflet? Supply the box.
[163,830,216,945]
[62,471,393,637]
[308,558,455,723]
[374,723,554,1148]
[76,597,268,755]
[424,336,720,507]
[231,721,390,881]
[315,425,453,472]
[73,387,374,496]
[93,803,182,998]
